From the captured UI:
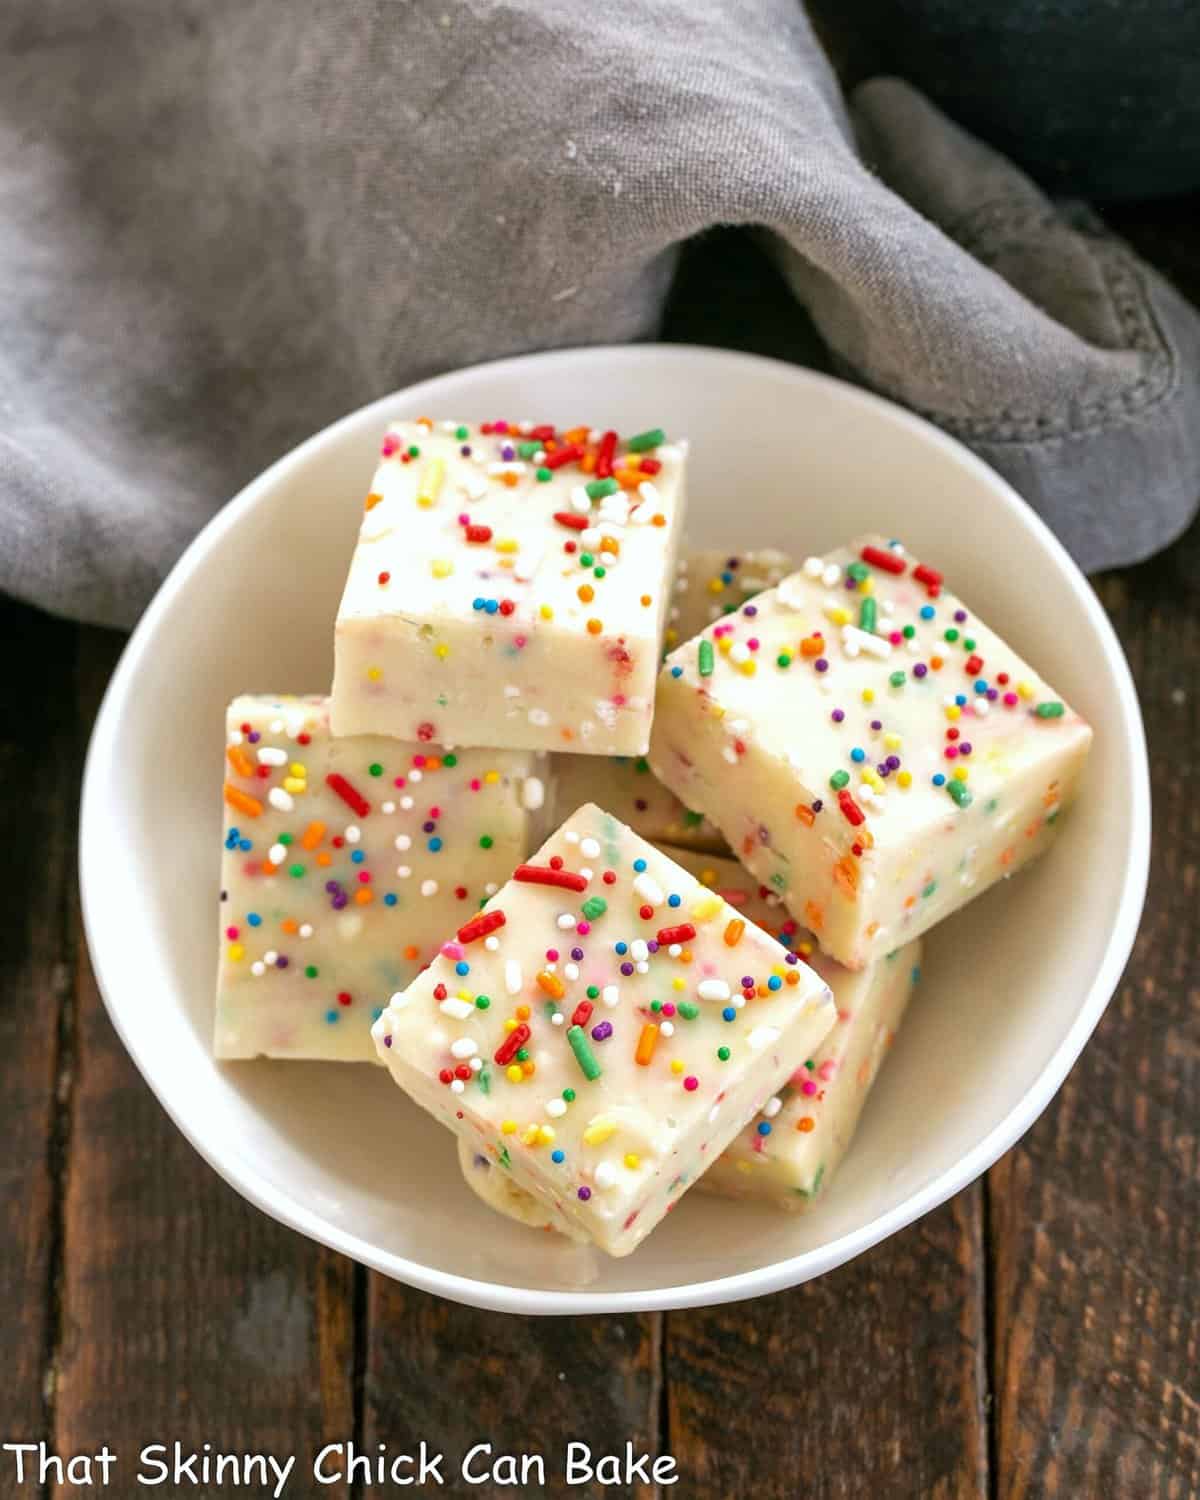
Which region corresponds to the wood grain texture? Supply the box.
[0,600,79,1446]
[989,512,1200,1500]
[364,1279,663,1499]
[51,626,357,1494]
[667,1189,990,1500]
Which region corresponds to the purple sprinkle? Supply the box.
[276,956,289,969]
[647,939,660,954]
[247,731,261,744]
[914,663,928,678]
[577,1186,592,1201]
[742,604,758,617]
[332,895,347,910]
[591,1021,613,1042]
[501,443,515,461]
[886,754,901,770]
[954,609,967,623]
[460,444,472,457]
[870,719,882,731]
[422,820,436,833]
[384,1035,393,1048]
[570,946,584,961]
[844,576,858,591]
[325,880,338,893]
[811,798,823,813]
[987,688,999,701]
[815,658,829,673]
[785,951,799,964]
[878,763,891,778]
[960,742,973,756]
[741,976,754,990]
[620,961,635,977]
[831,708,845,723]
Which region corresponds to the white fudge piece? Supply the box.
[372,803,836,1257]
[457,1135,587,1241]
[216,695,548,1061]
[664,546,794,657]
[650,535,1093,968]
[331,419,687,755]
[672,853,919,1211]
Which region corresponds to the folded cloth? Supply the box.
[2,0,1196,628]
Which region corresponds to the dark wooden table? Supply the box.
[3,206,1197,1500]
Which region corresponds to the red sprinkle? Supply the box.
[493,1023,530,1066]
[837,789,866,827]
[512,864,588,893]
[529,424,556,442]
[456,909,506,944]
[543,443,584,471]
[965,654,983,675]
[656,922,697,946]
[913,562,943,589]
[638,457,662,475]
[464,523,493,544]
[861,544,906,575]
[570,1000,594,1028]
[553,510,589,531]
[325,773,370,818]
[595,429,618,480]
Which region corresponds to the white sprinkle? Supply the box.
[395,834,412,852]
[484,935,501,952]
[469,1056,483,1072]
[250,961,265,977]
[729,642,750,664]
[256,746,287,766]
[635,962,649,975]
[564,963,580,982]
[264,950,278,966]
[440,998,474,1020]
[505,960,523,996]
[570,485,592,514]
[578,867,594,883]
[697,979,731,1001]
[551,1012,564,1026]
[802,556,823,578]
[504,684,521,700]
[344,825,361,844]
[484,882,499,896]
[400,796,414,811]
[450,1037,478,1059]
[564,831,581,845]
[708,1104,721,1123]
[450,1079,465,1094]
[267,787,293,812]
[522,776,545,811]
[513,547,543,584]
[660,1021,675,1038]
[602,985,620,1008]
[763,1096,783,1119]
[668,944,682,958]
[397,865,411,879]
[299,923,313,938]
[486,460,528,477]
[822,563,842,588]
[382,801,396,814]
[842,624,892,659]
[594,1162,618,1189]
[633,873,664,906]
[580,837,600,859]
[747,1025,781,1051]
[268,841,287,865]
[546,1098,568,1119]
[528,708,551,727]
[722,747,738,765]
[420,879,438,897]
[630,939,649,962]
[557,913,577,931]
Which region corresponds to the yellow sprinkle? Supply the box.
[506,1064,524,1084]
[1017,680,1035,700]
[417,456,444,507]
[824,604,851,626]
[862,767,882,790]
[861,688,875,704]
[538,1125,556,1145]
[290,761,306,777]
[503,1017,518,1033]
[690,892,723,921]
[367,666,382,682]
[501,1120,517,1135]
[954,766,969,781]
[717,636,733,655]
[431,558,453,578]
[710,704,726,720]
[583,1118,617,1147]
[283,777,307,795]
[883,733,901,751]
[494,538,519,554]
[434,643,450,660]
[485,770,499,784]
[897,770,913,788]
[945,705,962,721]
[227,942,244,962]
[859,575,875,596]
[738,658,757,676]
[540,604,554,621]
[671,976,685,991]
[624,1153,641,1169]
[522,1125,540,1146]
[670,1059,685,1075]
[457,989,472,1002]
[796,940,814,958]
[664,627,678,646]
[706,576,724,595]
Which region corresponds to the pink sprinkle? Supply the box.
[577,921,591,935]
[683,1076,699,1091]
[226,926,239,940]
[747,638,760,652]
[470,778,482,791]
[381,434,400,456]
[801,1079,818,1096]
[429,805,441,819]
[889,630,903,645]
[612,693,627,707]
[457,512,470,525]
[440,942,465,960]
[662,1002,676,1017]
[413,755,427,768]
[1003,692,1019,707]
[818,1060,837,1080]
[545,948,559,962]
[394,776,406,787]
[514,635,527,649]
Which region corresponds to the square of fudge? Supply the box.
[331,419,687,755]
[669,852,919,1211]
[217,695,549,1061]
[371,802,836,1257]
[650,535,1093,968]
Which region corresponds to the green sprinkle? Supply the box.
[593,565,606,579]
[963,636,976,651]
[902,624,915,639]
[628,427,665,452]
[580,552,594,567]
[944,627,959,643]
[777,652,792,668]
[368,762,383,777]
[581,896,608,921]
[678,1001,699,1020]
[562,1088,576,1103]
[477,1066,491,1094]
[947,779,973,808]
[847,562,869,583]
[650,999,663,1013]
[289,864,305,878]
[1035,700,1065,719]
[479,834,494,849]
[443,753,457,767]
[684,810,704,826]
[922,880,938,899]
[566,1025,602,1081]
[497,1145,510,1168]
[305,965,318,978]
[889,670,906,687]
[455,425,469,440]
[634,757,651,774]
[717,1045,731,1061]
[544,1000,560,1020]
[536,466,552,482]
[585,477,618,501]
[407,444,420,458]
[517,440,540,459]
[586,985,600,1000]
[278,832,293,845]
[829,769,850,790]
[698,638,714,677]
[516,1048,529,1063]
[474,995,490,1010]
[812,1163,826,1195]
[859,596,877,633]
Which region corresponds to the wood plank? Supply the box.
[989,513,1200,1499]
[0,601,79,1442]
[667,1188,989,1500]
[51,626,357,1493]
[364,1278,664,1498]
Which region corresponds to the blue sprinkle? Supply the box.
[325,1010,339,1024]
[757,1121,772,1136]
[238,838,252,852]
[472,597,486,611]
[920,605,935,620]
[551,1149,565,1164]
[955,693,968,706]
[428,836,443,852]
[722,1006,736,1022]
[455,960,470,976]
[384,893,398,906]
[974,679,988,694]
[633,857,647,872]
[615,941,628,955]
[667,892,681,908]
[227,826,240,840]
[484,599,499,615]
[932,773,946,787]
[720,570,734,584]
[247,912,262,927]
[371,1006,384,1020]
[850,747,865,763]
[911,965,921,984]
[670,665,683,678]
[767,975,782,991]
[351,849,365,864]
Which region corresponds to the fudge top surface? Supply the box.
[659,534,1093,848]
[335,419,685,639]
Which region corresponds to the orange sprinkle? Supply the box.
[580,452,597,474]
[865,921,880,937]
[999,846,1016,867]
[640,594,652,607]
[415,416,433,431]
[930,654,944,670]
[796,1117,815,1133]
[404,944,420,960]
[904,895,917,909]
[355,888,373,905]
[600,535,620,556]
[501,471,519,488]
[651,513,666,526]
[536,970,565,999]
[635,1023,659,1066]
[425,756,442,771]
[785,970,800,986]
[723,917,745,947]
[756,983,769,997]
[833,856,858,901]
[281,919,299,935]
[300,820,326,850]
[260,861,278,877]
[800,635,824,657]
[578,584,594,603]
[564,425,589,445]
[316,851,332,867]
[795,804,815,827]
[805,900,825,932]
[586,618,603,634]
[226,745,254,778]
[224,783,262,818]
[364,491,383,512]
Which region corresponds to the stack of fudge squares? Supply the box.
[217,418,1092,1258]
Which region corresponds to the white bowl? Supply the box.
[80,345,1149,1313]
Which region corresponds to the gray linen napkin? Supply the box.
[2,0,1197,629]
